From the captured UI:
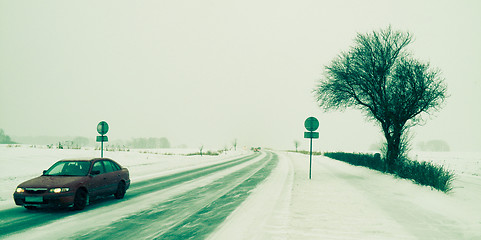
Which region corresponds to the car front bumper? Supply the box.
[13,192,76,208]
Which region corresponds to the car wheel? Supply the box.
[73,189,88,210]
[114,181,126,199]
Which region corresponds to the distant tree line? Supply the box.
[0,129,16,144]
[0,133,171,149]
[128,137,170,149]
[417,140,450,152]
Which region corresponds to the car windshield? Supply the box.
[44,161,91,176]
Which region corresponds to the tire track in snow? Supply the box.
[0,153,259,238]
[74,152,278,240]
[0,207,77,238]
[126,153,260,198]
[158,152,279,239]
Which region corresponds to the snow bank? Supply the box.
[211,152,481,239]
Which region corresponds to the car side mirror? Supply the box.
[91,170,101,175]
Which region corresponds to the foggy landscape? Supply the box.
[1,0,480,239]
[1,0,480,151]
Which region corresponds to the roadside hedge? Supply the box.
[322,152,455,193]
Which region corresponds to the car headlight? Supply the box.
[16,187,25,193]
[49,188,70,193]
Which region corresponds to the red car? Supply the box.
[13,158,130,210]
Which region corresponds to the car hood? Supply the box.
[19,175,86,188]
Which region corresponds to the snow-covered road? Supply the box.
[1,150,278,239]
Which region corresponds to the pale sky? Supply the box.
[1,0,480,151]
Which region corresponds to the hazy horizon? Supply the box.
[1,1,480,152]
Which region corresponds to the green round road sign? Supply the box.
[304,117,319,132]
[97,121,109,135]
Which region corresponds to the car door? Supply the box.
[101,160,121,194]
[89,160,107,197]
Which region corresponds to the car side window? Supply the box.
[103,161,114,173]
[111,162,121,171]
[92,161,105,174]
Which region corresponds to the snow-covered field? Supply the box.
[410,151,481,177]
[1,145,480,239]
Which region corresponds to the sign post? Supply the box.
[304,117,319,179]
[96,121,109,158]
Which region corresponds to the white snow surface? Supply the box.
[1,145,480,239]
[210,152,481,239]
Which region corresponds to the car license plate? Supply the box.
[25,196,43,202]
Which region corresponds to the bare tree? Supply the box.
[315,26,447,173]
[294,140,300,152]
[232,139,237,151]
